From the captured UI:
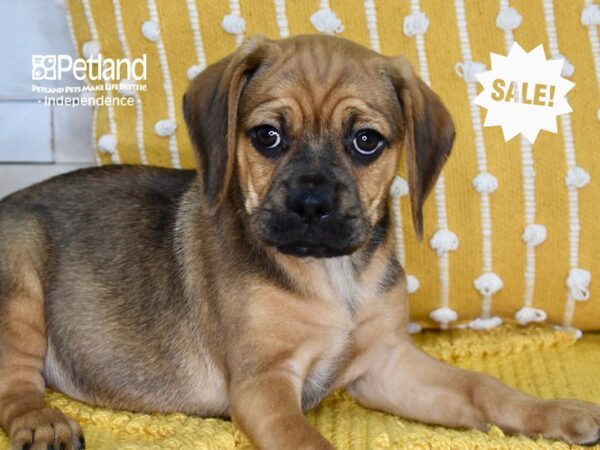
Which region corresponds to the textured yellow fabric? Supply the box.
[0,326,598,449]
[65,0,600,331]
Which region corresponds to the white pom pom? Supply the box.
[187,65,203,81]
[429,307,458,324]
[566,268,591,301]
[521,224,547,247]
[154,119,177,137]
[472,172,498,194]
[474,272,503,296]
[141,20,160,42]
[407,322,422,334]
[515,306,547,325]
[82,40,100,59]
[98,134,117,154]
[565,167,590,188]
[222,14,246,35]
[468,316,503,330]
[406,274,420,294]
[454,61,486,83]
[582,4,600,26]
[554,325,583,340]
[389,176,409,198]
[429,229,459,256]
[310,9,344,34]
[496,7,522,30]
[55,0,67,9]
[118,79,137,97]
[403,12,429,36]
[555,54,575,77]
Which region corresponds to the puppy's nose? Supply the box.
[288,190,333,222]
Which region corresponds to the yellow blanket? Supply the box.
[1,326,598,449]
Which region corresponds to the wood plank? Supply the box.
[0,101,53,162]
[53,104,95,163]
[0,163,91,199]
[0,0,82,100]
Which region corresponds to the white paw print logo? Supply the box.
[32,55,57,80]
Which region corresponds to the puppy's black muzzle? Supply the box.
[254,165,369,258]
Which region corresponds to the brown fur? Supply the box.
[0,35,598,450]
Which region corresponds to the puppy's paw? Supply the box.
[9,408,84,450]
[532,399,600,446]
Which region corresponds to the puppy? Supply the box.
[0,35,599,450]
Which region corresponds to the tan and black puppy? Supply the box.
[0,35,599,450]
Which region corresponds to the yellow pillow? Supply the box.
[66,0,599,332]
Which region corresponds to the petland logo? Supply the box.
[32,54,147,81]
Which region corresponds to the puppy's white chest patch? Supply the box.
[325,257,359,313]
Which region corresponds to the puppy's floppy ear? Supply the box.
[386,56,455,240]
[183,35,275,210]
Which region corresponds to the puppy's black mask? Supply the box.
[252,152,370,258]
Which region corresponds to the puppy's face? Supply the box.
[184,35,454,258]
[237,42,402,257]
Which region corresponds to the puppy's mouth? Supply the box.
[276,241,354,258]
[252,210,368,259]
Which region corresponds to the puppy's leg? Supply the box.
[349,343,600,445]
[229,283,338,450]
[229,370,333,450]
[345,291,600,446]
[0,217,83,450]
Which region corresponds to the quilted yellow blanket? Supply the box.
[1,326,598,449]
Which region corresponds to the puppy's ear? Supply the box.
[386,57,455,240]
[183,35,274,210]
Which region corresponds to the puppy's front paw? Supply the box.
[532,399,600,446]
[9,407,84,450]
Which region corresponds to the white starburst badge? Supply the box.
[474,42,574,144]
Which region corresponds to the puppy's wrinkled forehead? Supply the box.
[239,36,402,138]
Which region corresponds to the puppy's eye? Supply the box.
[251,125,283,157]
[352,130,385,156]
[256,126,281,148]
